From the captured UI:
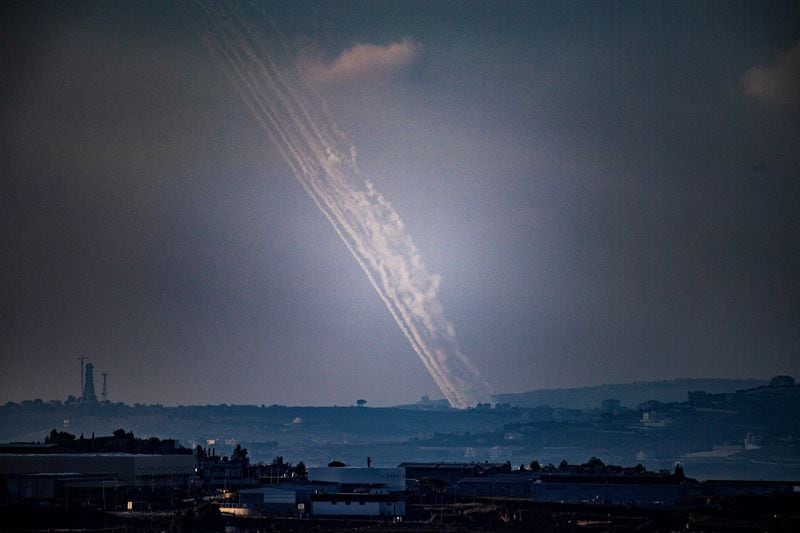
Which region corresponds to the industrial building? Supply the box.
[239,484,319,516]
[455,472,539,499]
[399,462,509,485]
[0,453,195,488]
[308,467,405,517]
[238,467,406,518]
[310,491,405,517]
[3,472,124,501]
[307,466,405,492]
[530,474,695,507]
[701,479,799,497]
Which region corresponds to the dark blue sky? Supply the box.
[2,1,798,406]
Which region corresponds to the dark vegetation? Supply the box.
[43,428,192,454]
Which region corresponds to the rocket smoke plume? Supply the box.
[184,1,492,408]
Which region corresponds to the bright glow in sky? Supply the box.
[1,1,799,406]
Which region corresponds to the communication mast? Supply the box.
[78,356,87,398]
[82,363,97,403]
[101,373,108,402]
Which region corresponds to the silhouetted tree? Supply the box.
[529,460,541,472]
[113,428,134,439]
[232,444,248,462]
[586,456,605,468]
[295,461,307,477]
[45,429,76,445]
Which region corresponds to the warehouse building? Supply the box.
[0,453,195,488]
[531,474,694,507]
[239,467,406,518]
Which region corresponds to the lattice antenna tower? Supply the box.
[78,356,87,399]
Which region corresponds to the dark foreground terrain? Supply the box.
[3,494,800,532]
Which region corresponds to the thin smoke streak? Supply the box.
[186,1,491,407]
[211,6,475,406]
[206,5,469,406]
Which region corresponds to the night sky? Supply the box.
[2,1,799,407]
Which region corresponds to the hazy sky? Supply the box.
[2,1,799,407]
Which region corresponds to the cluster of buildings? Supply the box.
[226,461,798,517]
[403,461,698,507]
[2,434,798,519]
[688,374,798,410]
[237,467,405,518]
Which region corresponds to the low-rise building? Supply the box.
[239,467,406,518]
[308,467,405,518]
[455,472,538,499]
[531,474,694,507]
[239,483,331,516]
[307,467,404,492]
[311,491,404,517]
[4,472,124,501]
[701,479,799,497]
[398,462,508,485]
[0,453,195,488]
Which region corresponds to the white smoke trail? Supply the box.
[184,1,492,408]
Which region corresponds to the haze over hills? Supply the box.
[2,376,798,480]
[490,378,767,410]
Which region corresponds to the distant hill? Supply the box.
[492,378,767,409]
